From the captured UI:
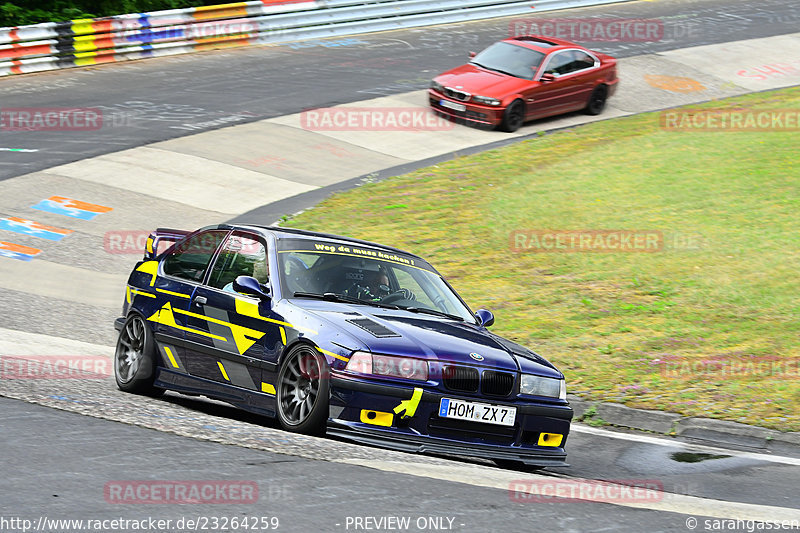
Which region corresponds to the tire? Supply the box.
[276,344,329,435]
[114,314,164,397]
[493,458,546,472]
[500,100,525,132]
[585,85,608,115]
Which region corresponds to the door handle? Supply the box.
[193,295,207,306]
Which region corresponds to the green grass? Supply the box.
[283,87,800,431]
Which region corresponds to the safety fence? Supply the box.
[0,0,633,76]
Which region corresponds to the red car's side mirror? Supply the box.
[540,72,557,82]
[468,51,476,58]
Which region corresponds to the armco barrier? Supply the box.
[0,0,634,76]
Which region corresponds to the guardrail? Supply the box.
[0,0,633,76]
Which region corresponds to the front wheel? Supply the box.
[585,85,608,115]
[276,344,329,435]
[114,314,164,397]
[500,100,525,132]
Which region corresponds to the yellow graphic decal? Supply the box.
[164,346,179,369]
[317,347,348,362]
[126,286,131,305]
[136,261,159,286]
[360,410,393,427]
[261,382,276,395]
[234,298,317,334]
[279,326,287,346]
[393,387,423,419]
[156,288,190,299]
[147,302,226,342]
[128,286,156,299]
[538,433,564,447]
[172,307,265,355]
[146,236,154,255]
[217,361,230,381]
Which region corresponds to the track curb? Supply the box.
[568,395,800,453]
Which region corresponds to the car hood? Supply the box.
[291,299,561,378]
[435,64,532,98]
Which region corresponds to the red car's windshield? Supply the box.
[470,42,546,80]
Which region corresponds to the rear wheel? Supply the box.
[276,344,329,435]
[500,100,525,132]
[585,85,608,115]
[114,314,164,397]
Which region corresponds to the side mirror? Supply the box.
[475,309,495,327]
[540,72,557,82]
[468,51,476,58]
[233,275,270,301]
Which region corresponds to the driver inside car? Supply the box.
[347,270,415,302]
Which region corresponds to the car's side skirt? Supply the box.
[155,367,277,418]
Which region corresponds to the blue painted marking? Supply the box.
[31,199,99,220]
[439,398,450,417]
[0,218,68,241]
[0,249,35,261]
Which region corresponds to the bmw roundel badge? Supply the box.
[469,352,484,361]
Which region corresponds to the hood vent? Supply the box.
[346,318,400,338]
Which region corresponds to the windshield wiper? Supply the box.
[400,306,464,321]
[470,61,520,78]
[292,292,399,309]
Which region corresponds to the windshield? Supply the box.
[471,42,546,80]
[276,238,476,322]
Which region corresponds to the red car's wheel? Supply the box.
[585,85,608,115]
[500,100,525,132]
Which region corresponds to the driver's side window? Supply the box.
[207,232,268,291]
[543,52,573,76]
[162,230,227,283]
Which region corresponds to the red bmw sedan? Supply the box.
[429,35,618,132]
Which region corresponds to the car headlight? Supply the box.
[430,80,444,92]
[472,95,501,106]
[520,374,566,400]
[346,351,428,381]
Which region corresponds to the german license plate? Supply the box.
[438,398,516,426]
[440,99,466,112]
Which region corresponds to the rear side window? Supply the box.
[546,51,596,76]
[162,230,227,282]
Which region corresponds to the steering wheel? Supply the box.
[382,289,416,304]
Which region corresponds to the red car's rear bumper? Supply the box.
[428,89,504,128]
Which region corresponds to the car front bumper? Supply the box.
[428,90,504,128]
[329,374,572,467]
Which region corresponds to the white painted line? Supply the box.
[0,147,38,152]
[0,258,124,308]
[0,327,112,357]
[571,424,800,467]
[340,458,800,521]
[43,147,318,215]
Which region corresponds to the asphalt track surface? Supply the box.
[0,0,798,181]
[1,0,800,530]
